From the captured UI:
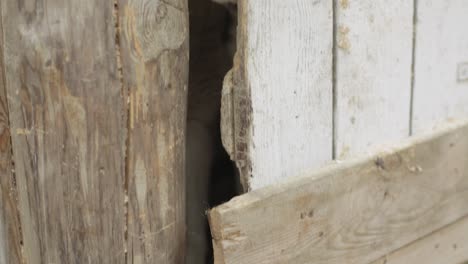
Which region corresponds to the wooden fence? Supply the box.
[0,0,467,263]
[212,0,468,263]
[222,0,468,191]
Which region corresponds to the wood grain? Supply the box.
[334,0,413,159]
[118,0,189,263]
[371,215,468,264]
[0,5,22,263]
[1,1,126,263]
[221,0,333,190]
[412,0,468,134]
[209,120,468,264]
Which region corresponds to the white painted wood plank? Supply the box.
[222,0,333,190]
[335,0,414,159]
[412,0,468,134]
[209,120,468,264]
[371,215,468,264]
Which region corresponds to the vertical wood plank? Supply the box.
[412,0,468,134]
[222,0,333,190]
[334,0,414,159]
[118,0,189,263]
[0,5,22,263]
[1,1,126,263]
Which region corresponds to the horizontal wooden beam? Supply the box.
[371,215,468,264]
[209,120,468,264]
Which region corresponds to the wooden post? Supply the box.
[2,1,127,262]
[0,0,188,263]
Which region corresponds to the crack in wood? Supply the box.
[112,1,129,262]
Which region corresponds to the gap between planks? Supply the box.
[112,0,130,261]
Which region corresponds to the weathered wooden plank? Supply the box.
[221,0,333,190]
[371,215,468,264]
[209,120,468,264]
[0,6,22,263]
[334,0,413,159]
[412,0,468,134]
[118,0,189,263]
[1,1,126,263]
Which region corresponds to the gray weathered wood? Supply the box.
[371,215,468,264]
[1,1,126,263]
[118,0,189,263]
[0,6,22,263]
[221,0,333,190]
[209,120,468,264]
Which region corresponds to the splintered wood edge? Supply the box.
[208,118,468,263]
[218,0,253,192]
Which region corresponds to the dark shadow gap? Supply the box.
[187,0,238,263]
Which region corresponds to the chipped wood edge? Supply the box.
[220,0,252,191]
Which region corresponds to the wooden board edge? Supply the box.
[208,209,227,264]
[212,119,468,215]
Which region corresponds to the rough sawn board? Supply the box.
[209,121,468,264]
